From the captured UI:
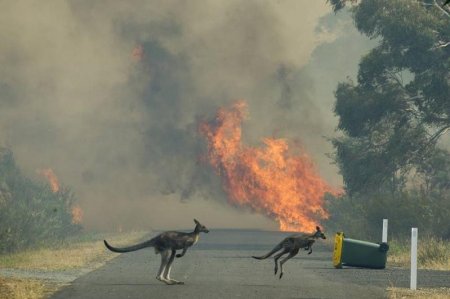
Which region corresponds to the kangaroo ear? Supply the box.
[194,219,200,225]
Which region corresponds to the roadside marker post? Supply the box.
[410,228,418,290]
[382,219,388,243]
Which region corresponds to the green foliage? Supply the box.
[417,148,450,195]
[0,148,81,253]
[386,238,409,257]
[328,0,450,194]
[325,188,450,240]
[327,0,358,13]
[323,0,450,241]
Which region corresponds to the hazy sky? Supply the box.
[0,0,373,231]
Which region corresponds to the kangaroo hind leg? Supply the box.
[156,250,171,284]
[163,250,184,285]
[279,248,299,279]
[273,248,289,275]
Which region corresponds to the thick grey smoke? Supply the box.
[0,1,371,230]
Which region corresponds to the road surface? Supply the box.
[51,230,450,299]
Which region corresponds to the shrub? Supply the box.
[0,148,81,253]
[324,189,450,241]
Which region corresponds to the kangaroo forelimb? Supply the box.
[176,248,187,258]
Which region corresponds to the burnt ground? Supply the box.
[48,230,450,299]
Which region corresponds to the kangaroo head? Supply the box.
[313,226,326,239]
[194,219,209,233]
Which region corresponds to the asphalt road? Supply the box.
[50,230,450,299]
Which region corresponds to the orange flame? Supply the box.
[200,101,341,232]
[38,168,84,224]
[38,168,60,193]
[71,205,83,225]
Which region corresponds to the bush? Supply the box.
[0,148,81,253]
[324,189,450,241]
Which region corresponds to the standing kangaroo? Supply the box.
[104,219,209,285]
[252,226,326,279]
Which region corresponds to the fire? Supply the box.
[71,205,83,225]
[38,168,84,225]
[199,101,341,232]
[38,168,60,193]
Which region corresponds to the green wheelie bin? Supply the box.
[333,232,389,269]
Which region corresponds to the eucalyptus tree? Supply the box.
[326,0,450,194]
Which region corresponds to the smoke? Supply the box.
[0,1,370,230]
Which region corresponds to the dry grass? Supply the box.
[388,287,450,299]
[388,237,450,270]
[0,231,147,270]
[0,277,59,299]
[0,230,147,299]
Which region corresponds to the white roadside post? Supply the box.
[410,228,418,290]
[382,219,388,243]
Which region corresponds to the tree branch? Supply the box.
[431,41,450,50]
[429,125,450,143]
[386,70,406,90]
[434,0,450,18]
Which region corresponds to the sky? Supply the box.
[0,0,374,231]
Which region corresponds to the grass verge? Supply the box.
[0,230,147,299]
[388,237,450,270]
[388,287,450,298]
[0,277,59,299]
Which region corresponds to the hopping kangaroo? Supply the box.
[252,226,326,279]
[104,219,209,285]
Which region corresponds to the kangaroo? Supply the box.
[104,219,209,285]
[252,226,326,279]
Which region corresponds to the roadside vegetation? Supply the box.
[324,3,450,298]
[0,231,147,270]
[0,148,81,254]
[1,0,449,298]
[324,0,450,245]
[0,146,148,298]
[0,277,56,299]
[0,231,147,299]
[388,287,450,299]
[388,237,450,270]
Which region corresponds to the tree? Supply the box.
[417,148,450,195]
[327,0,450,194]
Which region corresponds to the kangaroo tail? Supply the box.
[252,244,282,260]
[104,238,155,253]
